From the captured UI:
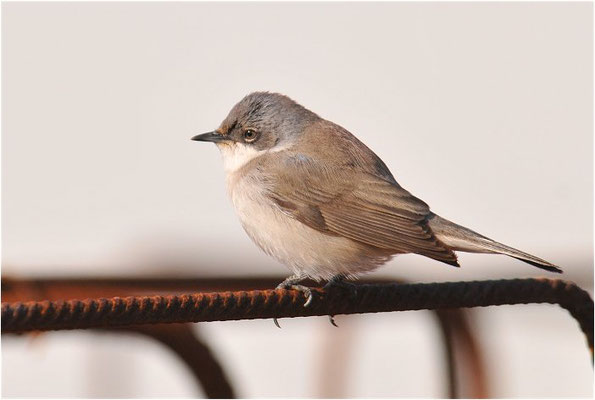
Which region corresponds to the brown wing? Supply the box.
[266,154,459,267]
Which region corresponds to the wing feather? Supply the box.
[265,153,459,267]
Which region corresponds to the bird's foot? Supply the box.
[323,276,360,327]
[274,275,312,328]
[275,283,313,307]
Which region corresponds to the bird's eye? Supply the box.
[243,129,258,143]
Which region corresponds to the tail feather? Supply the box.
[428,214,562,273]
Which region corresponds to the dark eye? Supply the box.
[243,129,258,142]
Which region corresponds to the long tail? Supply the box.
[428,213,562,273]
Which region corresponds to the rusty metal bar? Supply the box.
[2,278,592,359]
[434,310,460,399]
[0,276,288,302]
[1,275,489,398]
[110,324,235,399]
[435,309,489,398]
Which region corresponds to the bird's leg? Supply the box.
[323,275,359,327]
[276,273,307,289]
[275,274,313,306]
[274,274,312,328]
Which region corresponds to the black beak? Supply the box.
[191,131,228,143]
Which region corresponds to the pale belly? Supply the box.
[226,173,393,281]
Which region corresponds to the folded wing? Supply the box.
[266,154,459,267]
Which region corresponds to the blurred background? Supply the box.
[2,2,592,398]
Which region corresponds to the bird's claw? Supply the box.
[329,315,339,327]
[274,281,314,328]
[322,276,360,327]
[301,286,313,307]
[276,283,313,307]
[274,276,356,328]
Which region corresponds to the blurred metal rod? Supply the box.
[2,278,592,356]
[435,309,489,398]
[111,324,235,399]
[2,275,485,398]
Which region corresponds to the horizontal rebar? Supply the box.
[2,278,592,352]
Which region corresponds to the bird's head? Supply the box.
[192,92,318,172]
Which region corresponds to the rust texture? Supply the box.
[2,276,487,398]
[2,278,592,356]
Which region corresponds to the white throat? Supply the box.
[217,142,293,175]
[217,143,266,174]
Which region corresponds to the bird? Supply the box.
[192,92,561,321]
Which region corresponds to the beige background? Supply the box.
[2,2,593,398]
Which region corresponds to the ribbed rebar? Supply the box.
[2,278,592,353]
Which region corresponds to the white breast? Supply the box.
[220,144,392,280]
